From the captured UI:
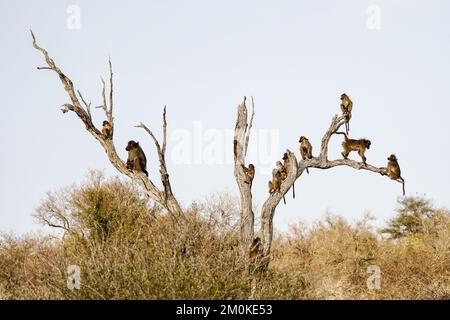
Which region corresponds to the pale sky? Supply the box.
[1,0,449,234]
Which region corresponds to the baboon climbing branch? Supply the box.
[234,102,403,270]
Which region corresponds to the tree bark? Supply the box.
[31,32,404,271]
[233,101,402,271]
[31,31,182,216]
[260,150,298,257]
[233,97,255,246]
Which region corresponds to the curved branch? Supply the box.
[313,158,385,173]
[319,115,345,162]
[31,31,182,216]
[31,30,95,133]
[260,150,298,256]
[108,58,114,126]
[135,107,181,214]
[258,113,403,269]
[244,96,255,158]
[77,90,92,119]
[162,106,168,156]
[135,123,163,154]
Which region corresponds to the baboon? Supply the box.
[386,154,405,196]
[102,120,113,140]
[242,164,255,187]
[248,237,263,276]
[340,93,353,134]
[276,161,287,180]
[282,152,289,163]
[335,132,371,166]
[125,140,148,176]
[268,169,282,194]
[282,152,295,199]
[268,168,286,204]
[249,237,261,260]
[233,139,238,160]
[299,136,313,174]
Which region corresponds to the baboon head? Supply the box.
[299,136,307,143]
[126,140,138,151]
[364,140,371,149]
[388,154,397,161]
[249,164,255,170]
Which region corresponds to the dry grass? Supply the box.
[272,212,450,299]
[0,172,449,299]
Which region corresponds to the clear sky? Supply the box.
[1,0,449,234]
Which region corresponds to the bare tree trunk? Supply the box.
[233,97,256,246]
[260,150,298,258]
[233,100,401,271]
[31,32,403,272]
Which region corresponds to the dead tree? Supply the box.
[31,32,403,271]
[31,31,182,216]
[233,96,256,247]
[233,97,403,270]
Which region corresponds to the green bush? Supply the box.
[0,172,449,299]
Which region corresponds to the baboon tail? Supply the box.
[292,183,295,199]
[334,131,348,140]
[283,195,286,205]
[335,131,344,135]
[306,167,309,174]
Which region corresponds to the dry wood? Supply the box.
[233,101,401,270]
[31,31,182,216]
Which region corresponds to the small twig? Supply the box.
[42,218,72,234]
[162,106,168,156]
[136,117,179,211]
[135,123,162,154]
[108,58,114,125]
[244,96,255,157]
[100,77,108,117]
[77,90,92,119]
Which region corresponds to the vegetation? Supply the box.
[31,33,405,268]
[0,172,448,299]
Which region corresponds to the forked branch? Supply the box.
[135,106,179,210]
[233,98,404,270]
[31,31,182,216]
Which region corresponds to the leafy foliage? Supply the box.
[381,197,450,238]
